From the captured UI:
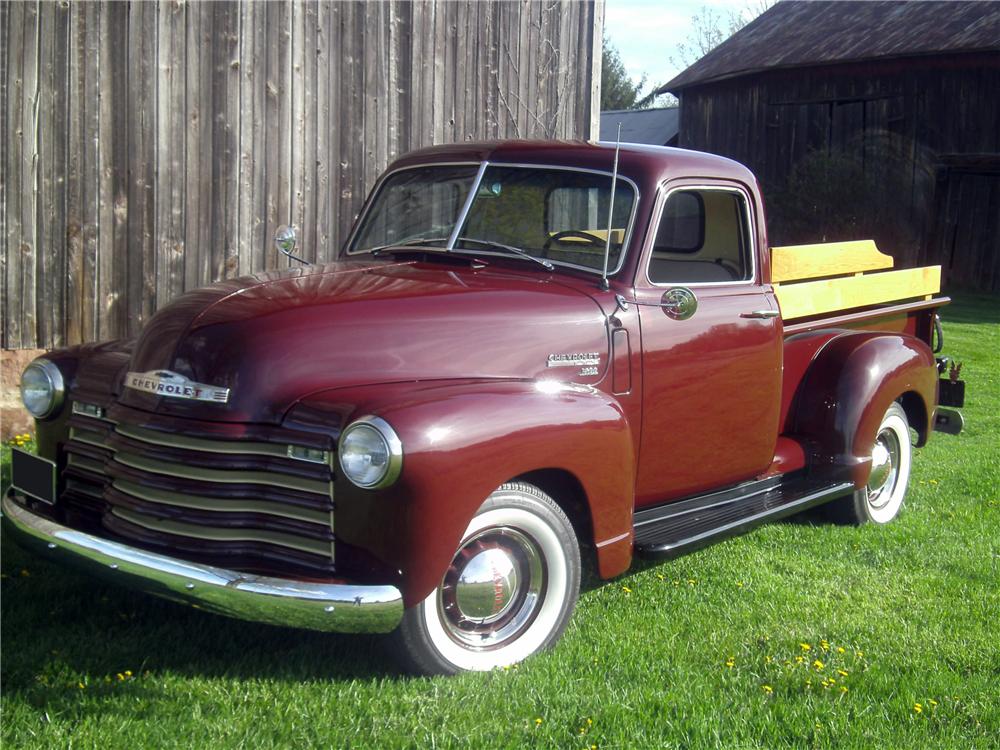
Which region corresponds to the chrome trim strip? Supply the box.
[2,492,401,634]
[115,423,292,459]
[447,161,490,249]
[110,507,332,557]
[114,452,332,497]
[642,182,759,289]
[112,479,331,526]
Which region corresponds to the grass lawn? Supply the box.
[2,293,997,749]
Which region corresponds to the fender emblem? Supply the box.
[546,352,601,368]
[124,370,230,404]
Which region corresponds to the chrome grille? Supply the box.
[62,407,335,574]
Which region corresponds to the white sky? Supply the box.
[604,0,754,93]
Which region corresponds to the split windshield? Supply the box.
[348,164,637,274]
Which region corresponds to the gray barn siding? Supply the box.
[1,0,602,350]
[675,55,1000,291]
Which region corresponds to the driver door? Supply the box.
[633,181,782,507]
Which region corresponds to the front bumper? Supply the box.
[2,490,403,633]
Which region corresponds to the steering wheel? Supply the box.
[543,230,607,251]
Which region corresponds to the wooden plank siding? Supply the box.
[1,0,602,349]
[675,54,1000,291]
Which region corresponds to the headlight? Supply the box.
[20,358,65,419]
[338,416,403,489]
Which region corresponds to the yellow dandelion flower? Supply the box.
[765,655,773,664]
[837,669,848,677]
[535,718,543,725]
[762,684,773,694]
[820,640,830,651]
[837,646,846,654]
[795,655,805,664]
[737,581,744,587]
[621,585,632,594]
[124,670,132,677]
[725,657,735,669]
[687,579,696,586]
[840,686,848,693]
[656,574,665,581]
[78,682,85,690]
[116,673,125,681]
[928,699,938,707]
[813,659,825,671]
[800,643,812,651]
[587,718,593,726]
[914,704,923,714]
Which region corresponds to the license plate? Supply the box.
[939,379,965,409]
[11,448,57,505]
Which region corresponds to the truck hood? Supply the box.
[118,259,611,422]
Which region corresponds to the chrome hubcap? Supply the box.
[438,527,544,649]
[867,428,900,509]
[455,548,520,623]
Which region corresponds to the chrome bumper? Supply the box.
[2,491,403,633]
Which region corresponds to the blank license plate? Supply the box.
[11,448,57,505]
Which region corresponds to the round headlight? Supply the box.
[338,416,403,489]
[20,358,65,419]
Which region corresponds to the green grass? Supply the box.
[2,294,998,749]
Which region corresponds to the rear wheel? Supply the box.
[390,482,581,675]
[825,402,912,525]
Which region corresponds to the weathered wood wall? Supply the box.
[676,54,1000,292]
[1,0,603,349]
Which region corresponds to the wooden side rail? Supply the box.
[770,240,941,320]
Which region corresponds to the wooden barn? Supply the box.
[659,0,1000,292]
[1,0,604,352]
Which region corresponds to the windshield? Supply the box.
[348,163,637,274]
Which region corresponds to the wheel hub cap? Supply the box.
[867,430,900,509]
[455,548,519,623]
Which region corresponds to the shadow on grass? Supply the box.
[1,535,412,710]
[939,291,1000,326]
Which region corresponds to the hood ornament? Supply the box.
[125,370,230,404]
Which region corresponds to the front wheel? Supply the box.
[825,402,913,525]
[390,482,581,675]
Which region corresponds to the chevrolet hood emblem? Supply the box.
[124,370,230,404]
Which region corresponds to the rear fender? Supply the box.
[302,381,636,607]
[790,332,936,488]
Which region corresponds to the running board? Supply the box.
[633,476,855,560]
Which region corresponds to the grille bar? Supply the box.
[59,405,336,575]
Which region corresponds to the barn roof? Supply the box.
[599,107,679,146]
[659,0,1000,93]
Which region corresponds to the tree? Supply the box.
[601,36,647,110]
[670,1,776,71]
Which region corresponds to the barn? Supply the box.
[659,0,1000,292]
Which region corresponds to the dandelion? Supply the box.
[656,574,665,581]
[725,657,735,669]
[762,684,773,694]
[77,682,85,690]
[928,699,938,707]
[765,655,773,664]
[837,647,846,654]
[737,581,744,588]
[116,673,125,681]
[621,585,632,594]
[795,655,805,664]
[687,579,697,586]
[914,704,923,714]
[837,669,848,677]
[840,686,848,693]
[813,659,825,671]
[535,718,543,726]
[800,643,812,651]
[124,670,133,678]
[820,640,830,651]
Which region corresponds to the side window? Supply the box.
[648,188,753,284]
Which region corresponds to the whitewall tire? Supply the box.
[391,482,581,675]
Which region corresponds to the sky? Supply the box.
[604,0,755,94]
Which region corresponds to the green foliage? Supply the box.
[602,36,647,111]
[2,295,998,748]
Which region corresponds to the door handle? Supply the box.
[740,309,779,319]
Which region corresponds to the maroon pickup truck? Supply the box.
[6,141,965,674]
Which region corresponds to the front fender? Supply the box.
[294,380,636,607]
[790,332,936,488]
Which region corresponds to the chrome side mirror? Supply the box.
[275,225,310,265]
[661,287,697,320]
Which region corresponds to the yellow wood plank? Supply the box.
[771,239,895,283]
[775,266,941,320]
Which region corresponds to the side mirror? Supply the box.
[275,225,309,265]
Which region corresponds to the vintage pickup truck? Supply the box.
[6,141,965,675]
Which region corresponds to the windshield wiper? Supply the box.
[368,237,451,256]
[454,237,554,270]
